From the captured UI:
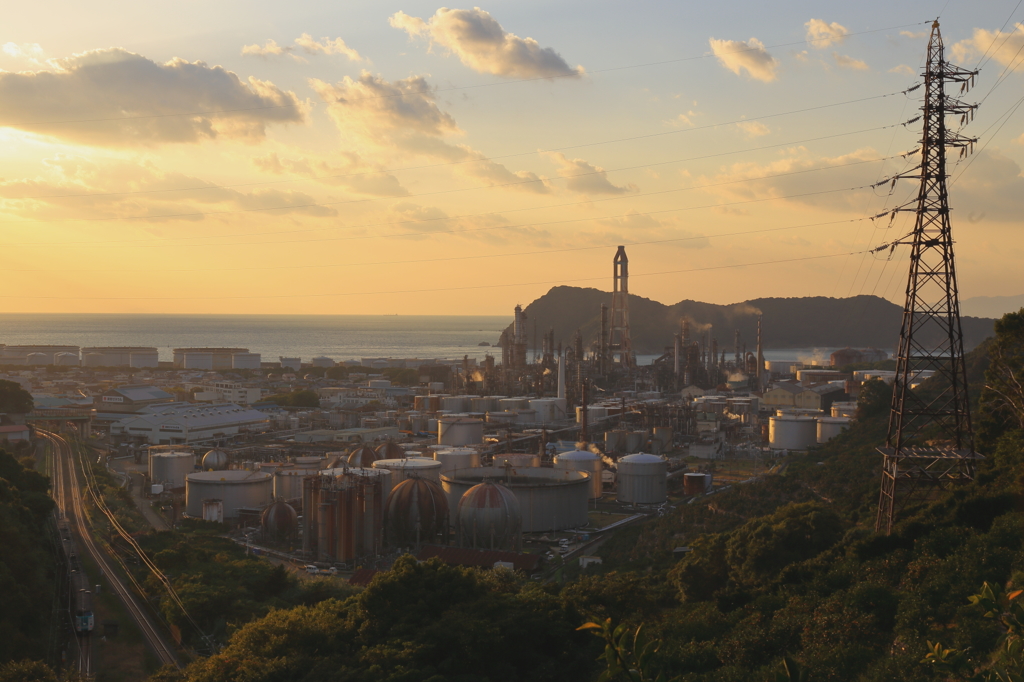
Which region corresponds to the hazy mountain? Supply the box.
[510,286,996,354]
[961,294,1024,319]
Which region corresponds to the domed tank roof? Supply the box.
[383,476,448,549]
[347,444,380,468]
[376,441,405,459]
[456,482,521,551]
[202,449,229,470]
[555,449,601,462]
[619,453,665,464]
[260,500,298,543]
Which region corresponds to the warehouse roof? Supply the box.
[106,384,173,402]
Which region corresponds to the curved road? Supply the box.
[42,430,182,671]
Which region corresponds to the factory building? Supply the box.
[81,347,159,368]
[172,348,259,370]
[97,385,175,414]
[110,402,270,444]
[192,381,263,405]
[1,345,79,365]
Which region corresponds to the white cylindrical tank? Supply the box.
[817,416,852,444]
[82,353,105,367]
[438,417,484,446]
[769,415,818,450]
[273,468,319,501]
[183,352,214,370]
[185,470,273,520]
[149,452,195,489]
[498,398,530,411]
[470,396,495,412]
[54,352,80,366]
[625,432,644,453]
[529,399,558,424]
[616,453,668,505]
[441,396,468,412]
[554,449,603,499]
[513,409,537,425]
[831,402,858,418]
[434,448,480,474]
[130,351,160,368]
[441,467,589,532]
[231,353,262,370]
[486,411,517,425]
[26,352,48,366]
[372,458,443,486]
[311,356,335,368]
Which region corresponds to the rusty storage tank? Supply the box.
[554,449,603,500]
[616,453,668,505]
[383,477,449,549]
[492,453,541,468]
[372,458,443,486]
[347,444,381,468]
[303,468,386,563]
[185,470,273,520]
[375,441,405,460]
[261,500,299,543]
[682,473,708,496]
[201,449,229,471]
[441,467,589,532]
[456,481,521,551]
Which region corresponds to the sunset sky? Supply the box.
[1,0,1023,315]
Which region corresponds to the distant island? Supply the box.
[506,287,996,354]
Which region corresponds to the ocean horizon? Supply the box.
[0,313,848,366]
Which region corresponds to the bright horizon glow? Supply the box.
[2,1,1022,315]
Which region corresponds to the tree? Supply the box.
[980,309,1024,445]
[0,380,32,415]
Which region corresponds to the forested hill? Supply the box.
[512,286,996,353]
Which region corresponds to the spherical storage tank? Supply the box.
[373,458,443,486]
[185,470,273,521]
[769,415,818,450]
[375,441,405,460]
[202,449,229,471]
[441,467,589,532]
[149,452,195,489]
[554,449,603,499]
[261,500,298,543]
[384,477,449,548]
[616,453,668,505]
[348,444,381,468]
[817,416,852,444]
[456,482,521,551]
[438,417,484,446]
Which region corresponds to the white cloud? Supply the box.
[310,72,550,193]
[805,19,849,48]
[737,120,770,138]
[952,24,1024,70]
[708,37,779,82]
[294,34,363,61]
[900,30,927,39]
[0,48,304,147]
[889,64,916,75]
[241,39,290,57]
[545,152,636,195]
[834,52,869,70]
[389,8,583,78]
[2,42,45,65]
[252,152,408,197]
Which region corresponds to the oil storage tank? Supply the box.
[441,467,589,532]
[348,444,381,468]
[769,415,818,450]
[303,468,386,562]
[817,416,852,444]
[149,452,195,490]
[273,468,319,502]
[456,481,521,551]
[492,454,540,468]
[201,449,229,471]
[616,453,668,505]
[434,448,480,474]
[372,458,443,486]
[185,470,273,521]
[384,477,449,549]
[554,449,603,499]
[261,500,298,543]
[438,417,484,446]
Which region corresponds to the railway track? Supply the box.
[41,430,182,670]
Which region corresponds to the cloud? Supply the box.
[241,39,290,57]
[294,34,363,61]
[952,24,1024,70]
[2,42,45,65]
[545,152,636,195]
[889,64,916,75]
[310,72,550,193]
[0,48,304,147]
[597,211,711,249]
[834,52,869,70]
[805,19,848,48]
[252,152,408,196]
[736,120,770,138]
[0,155,334,222]
[708,37,779,82]
[900,30,927,39]
[389,8,583,78]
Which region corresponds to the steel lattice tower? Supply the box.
[876,21,980,535]
[608,246,635,368]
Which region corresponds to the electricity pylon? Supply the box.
[876,20,981,535]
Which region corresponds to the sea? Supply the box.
[0,313,844,366]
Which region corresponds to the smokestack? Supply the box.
[557,349,566,400]
[756,314,765,389]
[674,334,681,377]
[734,330,741,368]
[600,303,608,373]
[580,381,589,444]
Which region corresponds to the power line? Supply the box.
[0,249,870,301]
[9,90,910,202]
[0,21,927,129]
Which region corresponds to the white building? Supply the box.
[192,381,262,405]
[109,402,270,445]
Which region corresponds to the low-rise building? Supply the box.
[109,402,269,445]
